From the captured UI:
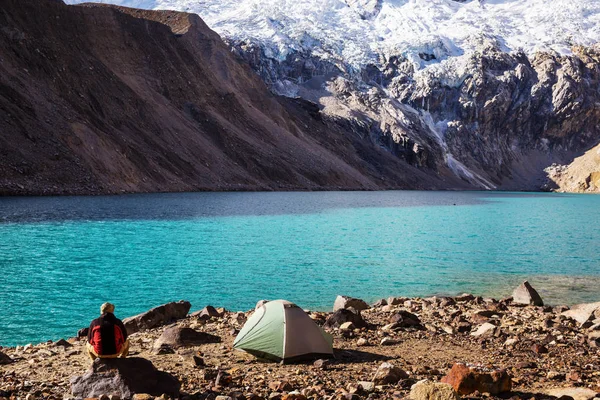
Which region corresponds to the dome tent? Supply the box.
[233,300,333,362]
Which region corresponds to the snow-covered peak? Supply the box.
[66,0,600,69]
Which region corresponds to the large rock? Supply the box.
[512,281,543,306]
[70,357,180,398]
[0,351,13,365]
[410,379,460,400]
[441,363,511,395]
[153,327,220,351]
[123,301,191,334]
[333,295,370,312]
[389,310,422,328]
[562,302,600,324]
[372,362,409,385]
[324,309,368,329]
[545,387,598,400]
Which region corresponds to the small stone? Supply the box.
[470,322,497,337]
[504,338,518,347]
[54,339,72,348]
[387,297,405,306]
[547,371,565,380]
[358,381,374,392]
[546,388,598,400]
[441,325,455,334]
[512,281,543,306]
[25,395,35,400]
[356,338,368,346]
[0,351,13,365]
[380,337,398,346]
[269,381,293,392]
[281,393,307,400]
[313,359,331,370]
[532,343,548,354]
[339,321,355,331]
[410,379,459,400]
[132,395,153,400]
[372,362,408,385]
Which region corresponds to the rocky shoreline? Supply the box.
[1,283,600,400]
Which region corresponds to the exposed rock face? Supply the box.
[123,301,191,334]
[333,295,370,312]
[0,0,468,196]
[152,327,220,351]
[512,281,544,306]
[227,35,600,192]
[70,358,180,398]
[441,363,511,395]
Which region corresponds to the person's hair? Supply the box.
[100,302,115,314]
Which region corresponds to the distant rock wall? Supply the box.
[226,36,600,191]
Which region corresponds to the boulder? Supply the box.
[441,363,511,395]
[410,379,460,400]
[70,357,180,398]
[372,362,409,385]
[390,310,422,328]
[545,388,598,400]
[0,351,13,365]
[123,301,191,334]
[512,281,543,306]
[562,302,600,325]
[190,305,220,320]
[324,309,367,329]
[333,295,370,312]
[152,327,220,351]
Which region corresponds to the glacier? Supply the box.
[65,0,600,70]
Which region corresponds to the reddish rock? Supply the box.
[441,363,512,395]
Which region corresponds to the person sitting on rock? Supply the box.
[86,302,129,360]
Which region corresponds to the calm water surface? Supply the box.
[1,191,599,346]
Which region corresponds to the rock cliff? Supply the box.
[230,38,600,192]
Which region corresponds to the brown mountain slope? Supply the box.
[0,0,468,195]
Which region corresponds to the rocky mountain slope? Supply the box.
[63,0,600,193]
[0,0,471,196]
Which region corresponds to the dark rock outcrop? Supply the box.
[123,301,191,334]
[70,357,180,398]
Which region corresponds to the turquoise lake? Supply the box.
[1,191,599,346]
